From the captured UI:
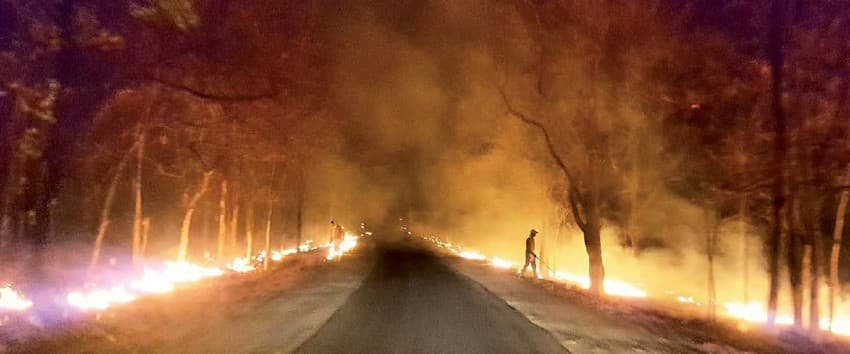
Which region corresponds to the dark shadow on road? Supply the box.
[296,240,567,354]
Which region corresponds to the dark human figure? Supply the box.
[520,229,538,278]
[333,223,344,254]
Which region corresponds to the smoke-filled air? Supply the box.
[2,0,850,352]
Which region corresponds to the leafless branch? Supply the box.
[147,75,278,103]
[568,190,588,231]
[496,84,576,184]
[186,142,213,171]
[155,164,185,179]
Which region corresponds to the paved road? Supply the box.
[296,244,567,354]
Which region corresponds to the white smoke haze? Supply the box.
[308,0,850,328]
[319,1,842,329]
[5,2,850,347]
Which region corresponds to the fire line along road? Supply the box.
[296,243,567,354]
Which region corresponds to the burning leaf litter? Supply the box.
[421,234,850,337]
[1,234,360,314]
[0,285,33,311]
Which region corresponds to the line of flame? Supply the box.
[422,235,850,336]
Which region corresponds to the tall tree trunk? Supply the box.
[790,195,804,327]
[585,219,604,296]
[296,184,303,251]
[798,191,821,331]
[140,217,150,260]
[201,190,212,256]
[830,168,850,332]
[568,184,604,295]
[767,0,787,327]
[0,103,15,250]
[625,128,640,251]
[740,197,750,303]
[500,86,605,295]
[44,0,108,278]
[263,166,277,271]
[229,188,240,255]
[89,145,135,272]
[217,179,228,261]
[579,183,605,295]
[802,243,812,328]
[811,219,822,332]
[177,171,213,262]
[132,127,145,265]
[0,108,25,250]
[245,193,254,259]
[586,156,605,295]
[705,205,718,320]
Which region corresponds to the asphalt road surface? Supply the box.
[296,244,567,354]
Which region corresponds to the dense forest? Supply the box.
[2,0,850,334]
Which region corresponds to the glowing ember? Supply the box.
[548,270,647,297]
[272,248,298,260]
[326,247,338,260]
[424,235,649,299]
[131,269,176,294]
[111,286,136,302]
[459,250,486,261]
[676,295,696,304]
[723,301,794,326]
[129,262,223,295]
[549,270,584,285]
[0,285,32,311]
[491,257,517,269]
[270,251,284,261]
[64,260,225,311]
[422,235,850,335]
[67,290,108,310]
[58,236,354,313]
[327,234,359,260]
[722,303,850,335]
[299,240,317,253]
[67,286,135,311]
[162,261,224,282]
[228,257,256,273]
[342,234,358,251]
[821,318,850,336]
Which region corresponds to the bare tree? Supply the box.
[830,166,850,331]
[263,165,278,271]
[132,124,146,265]
[177,170,214,262]
[89,143,137,272]
[766,0,788,327]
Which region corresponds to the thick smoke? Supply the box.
[310,0,798,313]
